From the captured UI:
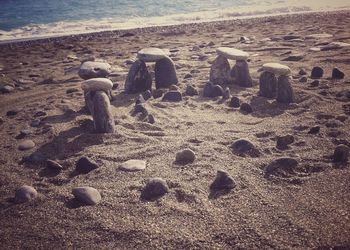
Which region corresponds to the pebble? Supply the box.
[230,139,259,157]
[240,103,253,114]
[34,111,47,117]
[311,66,323,79]
[66,88,79,94]
[15,185,38,203]
[333,144,349,162]
[299,76,307,83]
[185,84,199,96]
[175,148,196,164]
[210,170,236,190]
[308,126,320,134]
[162,91,182,102]
[78,61,111,80]
[0,85,14,93]
[152,89,164,99]
[262,63,291,76]
[229,96,240,108]
[140,178,169,201]
[16,129,31,139]
[75,157,99,174]
[184,73,192,79]
[72,187,101,205]
[119,159,146,172]
[276,135,295,149]
[332,68,345,79]
[299,68,307,75]
[30,119,41,127]
[6,110,18,116]
[148,114,155,124]
[46,159,63,170]
[134,103,147,114]
[81,78,113,92]
[22,152,45,165]
[18,140,35,150]
[265,157,298,175]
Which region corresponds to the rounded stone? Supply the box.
[141,178,169,201]
[216,47,249,60]
[81,78,113,92]
[229,96,240,108]
[311,66,323,79]
[15,185,38,203]
[162,91,182,102]
[265,158,298,175]
[18,140,35,151]
[212,85,224,98]
[332,68,345,79]
[137,48,169,62]
[185,84,199,96]
[262,63,291,76]
[125,60,152,94]
[155,56,178,89]
[175,148,196,164]
[120,159,146,172]
[78,61,111,80]
[240,103,253,114]
[230,139,259,157]
[72,187,101,205]
[276,75,295,104]
[276,135,295,149]
[210,170,236,190]
[231,60,253,87]
[333,144,349,162]
[203,82,214,97]
[75,157,99,174]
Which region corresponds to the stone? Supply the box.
[308,126,320,134]
[91,91,115,133]
[66,88,79,94]
[142,90,152,101]
[276,135,295,149]
[148,114,155,124]
[265,158,298,175]
[155,56,178,89]
[125,60,152,94]
[305,33,333,39]
[22,152,45,165]
[185,84,199,96]
[321,42,350,51]
[184,73,192,79]
[140,178,169,201]
[18,140,35,150]
[6,110,18,116]
[283,35,302,40]
[46,159,63,170]
[78,61,111,80]
[75,157,99,174]
[276,75,295,104]
[30,119,41,127]
[299,76,307,83]
[0,85,14,93]
[169,84,179,91]
[162,91,182,102]
[119,159,146,172]
[175,149,196,164]
[137,48,168,62]
[332,68,345,79]
[230,139,259,157]
[311,66,323,79]
[209,55,231,85]
[229,96,240,108]
[212,85,224,98]
[231,60,253,87]
[310,80,319,87]
[134,103,147,114]
[216,47,249,60]
[333,144,349,162]
[34,111,47,117]
[259,71,277,98]
[152,88,164,99]
[223,87,230,100]
[72,187,101,205]
[15,185,38,203]
[210,170,236,190]
[240,103,253,114]
[203,82,213,97]
[262,63,291,76]
[81,78,113,92]
[282,54,304,62]
[299,68,307,75]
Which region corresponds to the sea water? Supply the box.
[0,0,349,42]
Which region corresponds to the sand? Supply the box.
[0,10,350,249]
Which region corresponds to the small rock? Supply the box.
[78,61,111,80]
[152,88,164,99]
[15,185,38,203]
[326,119,344,128]
[299,76,307,83]
[162,91,182,102]
[311,66,323,79]
[142,90,152,101]
[230,139,259,157]
[30,119,41,127]
[184,73,192,79]
[229,96,240,108]
[75,157,99,174]
[332,68,345,79]
[210,170,236,190]
[308,126,320,134]
[175,148,196,164]
[6,110,18,116]
[46,159,63,170]
[148,114,155,124]
[169,84,178,91]
[18,140,35,150]
[282,54,304,62]
[72,187,101,205]
[34,111,47,117]
[119,159,146,172]
[265,158,298,175]
[0,85,14,93]
[185,84,199,96]
[310,80,319,87]
[22,152,45,165]
[276,135,294,149]
[240,103,253,114]
[66,88,79,94]
[141,178,169,201]
[223,87,230,99]
[299,68,307,75]
[134,103,147,114]
[333,144,349,162]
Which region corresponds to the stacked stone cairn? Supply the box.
[125,48,178,93]
[259,63,295,103]
[78,61,115,133]
[210,47,252,87]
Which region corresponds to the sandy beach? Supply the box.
[0,10,350,249]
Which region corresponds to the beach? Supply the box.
[0,10,350,249]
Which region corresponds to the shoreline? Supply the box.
[1,9,349,47]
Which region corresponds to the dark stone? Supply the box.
[311,66,323,79]
[155,56,178,89]
[0,85,14,93]
[210,170,236,190]
[276,135,295,149]
[6,110,18,116]
[152,88,164,99]
[125,60,152,94]
[276,75,295,104]
[299,76,307,83]
[230,139,259,157]
[333,144,349,162]
[184,73,192,79]
[282,55,304,61]
[140,178,169,201]
[162,91,182,102]
[203,82,213,97]
[30,119,41,127]
[34,111,47,117]
[299,68,307,75]
[66,88,79,94]
[223,87,230,99]
[231,60,253,87]
[134,103,147,114]
[240,103,253,114]
[209,55,231,85]
[332,68,345,79]
[185,84,199,96]
[265,158,298,175]
[283,35,302,40]
[142,90,152,101]
[310,80,319,87]
[229,96,240,108]
[212,85,224,97]
[75,157,99,174]
[148,114,155,124]
[46,159,63,170]
[22,152,45,165]
[259,71,277,98]
[308,126,320,134]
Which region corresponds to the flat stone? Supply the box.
[0,85,14,93]
[75,157,99,174]
[119,159,146,172]
[137,48,169,62]
[162,91,182,102]
[306,33,333,39]
[276,135,294,149]
[72,187,101,205]
[210,170,236,190]
[125,60,152,94]
[15,185,38,203]
[175,149,196,164]
[309,47,321,52]
[262,63,291,76]
[265,158,298,175]
[321,42,350,51]
[216,47,249,60]
[78,61,111,80]
[81,78,113,92]
[141,178,169,201]
[18,140,35,150]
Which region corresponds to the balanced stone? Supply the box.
[203,82,213,97]
[259,71,277,98]
[81,78,113,92]
[72,187,101,205]
[210,170,236,190]
[75,157,99,174]
[209,55,231,85]
[125,60,152,94]
[120,159,146,172]
[276,75,295,104]
[333,144,349,162]
[162,91,182,102]
[231,60,253,87]
[137,48,168,62]
[18,140,35,151]
[141,178,169,201]
[15,185,38,203]
[175,148,196,164]
[78,61,111,80]
[216,47,249,61]
[155,56,178,89]
[262,63,291,76]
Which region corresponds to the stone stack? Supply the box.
[259,63,294,104]
[210,47,252,87]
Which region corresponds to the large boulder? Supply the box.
[155,56,178,89]
[209,55,231,85]
[125,60,152,94]
[78,61,111,80]
[259,71,277,98]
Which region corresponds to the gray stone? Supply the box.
[262,63,291,76]
[134,103,147,114]
[15,185,38,203]
[155,56,178,89]
[185,84,199,96]
[175,148,196,164]
[229,96,240,108]
[125,60,152,94]
[308,126,320,134]
[137,48,168,62]
[212,85,224,98]
[223,87,230,100]
[299,76,307,83]
[333,144,349,162]
[230,139,259,157]
[210,170,236,190]
[240,103,253,114]
[216,47,249,60]
[78,61,111,80]
[119,160,146,172]
[18,140,35,151]
[46,159,63,170]
[306,33,333,39]
[299,68,307,75]
[259,71,277,98]
[231,60,253,87]
[81,78,113,92]
[162,91,182,102]
[265,158,298,175]
[72,187,101,205]
[152,88,164,99]
[203,82,214,97]
[142,90,152,101]
[0,85,14,93]
[332,68,345,79]
[209,55,231,85]
[91,91,115,133]
[30,119,41,127]
[148,114,155,124]
[141,178,169,201]
[311,67,323,79]
[276,135,295,149]
[276,75,295,104]
[75,157,99,174]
